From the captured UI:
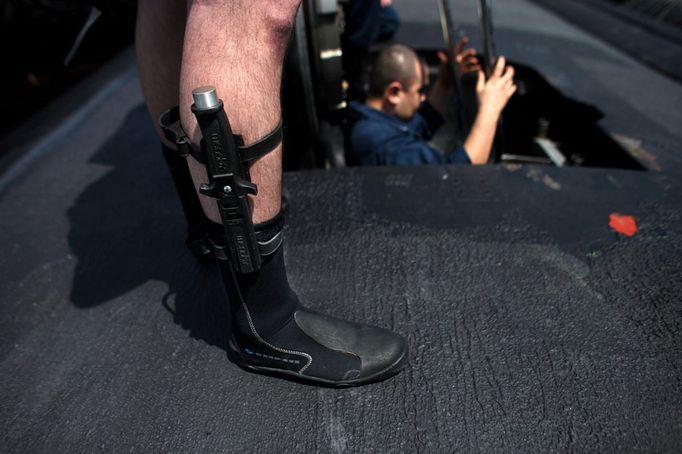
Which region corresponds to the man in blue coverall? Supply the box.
[345,42,517,166]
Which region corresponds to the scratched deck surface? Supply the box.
[1,1,682,452]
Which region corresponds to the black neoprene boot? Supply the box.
[215,215,409,387]
[159,89,407,386]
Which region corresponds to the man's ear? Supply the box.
[385,81,403,105]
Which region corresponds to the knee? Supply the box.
[191,0,301,40]
[262,0,301,37]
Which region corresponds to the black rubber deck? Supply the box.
[2,1,682,451]
[2,94,681,452]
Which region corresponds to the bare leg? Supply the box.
[137,0,289,224]
[180,0,300,224]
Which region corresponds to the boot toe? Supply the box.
[294,308,408,384]
[354,325,408,380]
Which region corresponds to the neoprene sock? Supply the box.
[222,215,299,340]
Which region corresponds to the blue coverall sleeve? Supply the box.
[409,102,445,141]
[447,146,472,164]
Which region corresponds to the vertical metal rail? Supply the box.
[437,0,467,136]
[477,0,506,162]
[293,6,320,141]
[477,0,496,75]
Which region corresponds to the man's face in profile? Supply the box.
[393,60,426,120]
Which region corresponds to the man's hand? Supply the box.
[454,36,481,75]
[380,0,392,7]
[476,56,517,118]
[463,56,516,165]
[435,36,480,90]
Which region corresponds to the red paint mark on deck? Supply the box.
[609,213,638,237]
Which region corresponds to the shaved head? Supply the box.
[368,44,420,98]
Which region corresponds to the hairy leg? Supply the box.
[180,0,301,224]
